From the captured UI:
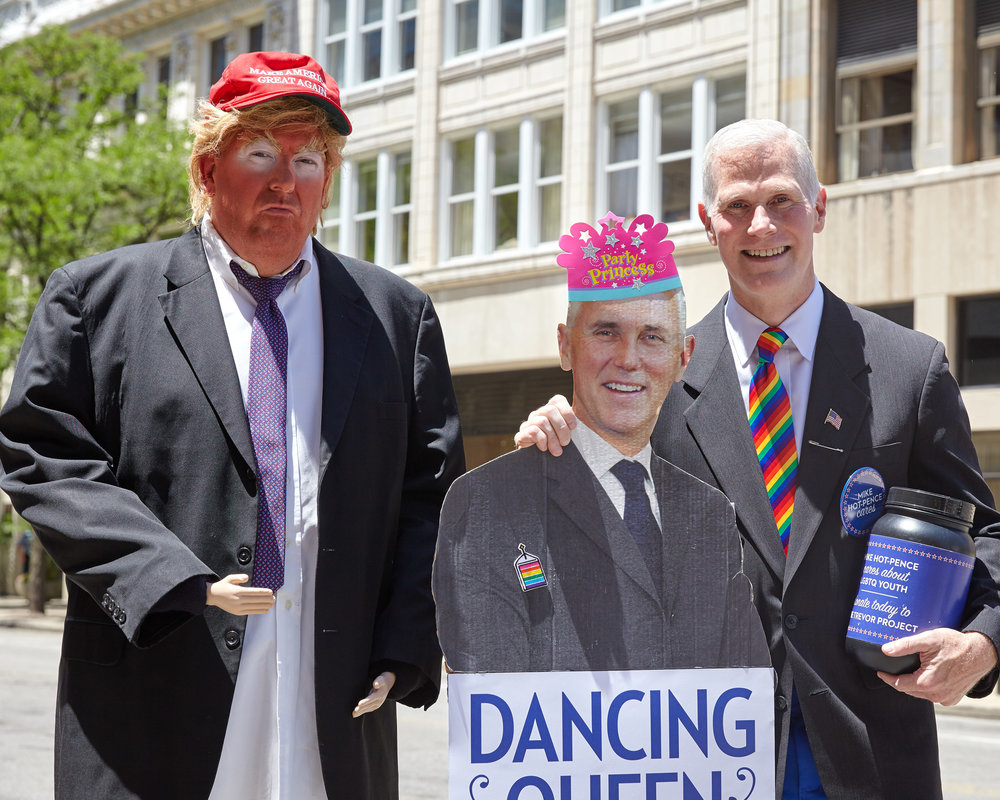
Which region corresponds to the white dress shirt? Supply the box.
[201,217,327,800]
[724,279,825,456]
[571,419,662,529]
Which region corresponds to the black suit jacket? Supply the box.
[654,286,1000,799]
[0,229,464,799]
[433,443,770,673]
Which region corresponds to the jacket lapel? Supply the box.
[158,230,255,475]
[314,245,374,480]
[785,287,870,580]
[650,456,685,614]
[682,300,788,581]
[546,444,660,602]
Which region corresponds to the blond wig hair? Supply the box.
[188,97,347,229]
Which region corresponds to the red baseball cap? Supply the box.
[209,51,352,135]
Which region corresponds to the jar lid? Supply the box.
[885,487,975,526]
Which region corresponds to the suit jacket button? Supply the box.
[776,695,788,711]
[102,593,112,610]
[115,609,127,624]
[224,630,241,650]
[237,546,252,566]
[784,614,799,630]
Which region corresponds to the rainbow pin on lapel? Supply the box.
[514,543,548,592]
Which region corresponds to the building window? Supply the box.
[978,43,1000,158]
[322,152,412,266]
[835,0,916,181]
[601,0,678,17]
[124,89,140,117]
[972,431,1000,504]
[976,1,1000,159]
[538,116,563,243]
[837,67,914,180]
[399,0,417,71]
[605,98,639,220]
[446,0,564,58]
[448,137,476,257]
[391,152,412,266]
[599,74,745,224]
[319,0,417,87]
[442,116,563,259]
[154,54,172,116]
[206,25,268,91]
[861,302,913,330]
[958,295,1000,387]
[492,127,520,250]
[321,172,342,252]
[354,158,378,262]
[209,36,229,84]
[249,22,265,52]
[157,54,172,88]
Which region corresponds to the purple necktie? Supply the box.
[230,260,303,592]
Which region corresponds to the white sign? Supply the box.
[448,668,774,800]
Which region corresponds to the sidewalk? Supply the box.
[3,594,999,719]
[0,594,65,633]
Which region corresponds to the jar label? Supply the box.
[839,467,886,537]
[847,534,974,645]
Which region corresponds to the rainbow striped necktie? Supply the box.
[748,327,797,555]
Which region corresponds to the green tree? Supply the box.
[0,25,191,372]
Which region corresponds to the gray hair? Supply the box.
[702,119,821,213]
[566,288,687,342]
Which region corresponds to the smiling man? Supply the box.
[433,213,769,674]
[0,52,463,800]
[515,119,1000,800]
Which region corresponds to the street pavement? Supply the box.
[0,597,452,799]
[2,596,999,799]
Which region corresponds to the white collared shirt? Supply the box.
[724,279,824,456]
[571,419,662,528]
[201,217,327,800]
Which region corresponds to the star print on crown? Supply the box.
[556,212,680,301]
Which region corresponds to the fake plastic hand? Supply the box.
[513,394,576,455]
[205,574,275,616]
[878,629,999,705]
[352,671,396,718]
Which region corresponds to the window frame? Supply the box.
[320,150,414,268]
[597,0,684,20]
[318,0,417,88]
[977,29,1000,159]
[440,114,564,261]
[596,73,746,226]
[957,293,1000,387]
[834,52,916,182]
[203,20,268,93]
[444,0,565,60]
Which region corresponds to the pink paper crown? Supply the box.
[557,212,680,301]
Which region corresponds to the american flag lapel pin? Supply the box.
[514,543,548,592]
[824,408,843,430]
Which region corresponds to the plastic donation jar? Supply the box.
[845,487,976,674]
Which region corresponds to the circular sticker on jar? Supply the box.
[840,467,886,537]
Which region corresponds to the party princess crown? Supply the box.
[557,212,680,301]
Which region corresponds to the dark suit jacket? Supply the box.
[0,229,464,799]
[433,443,770,672]
[654,286,1000,800]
